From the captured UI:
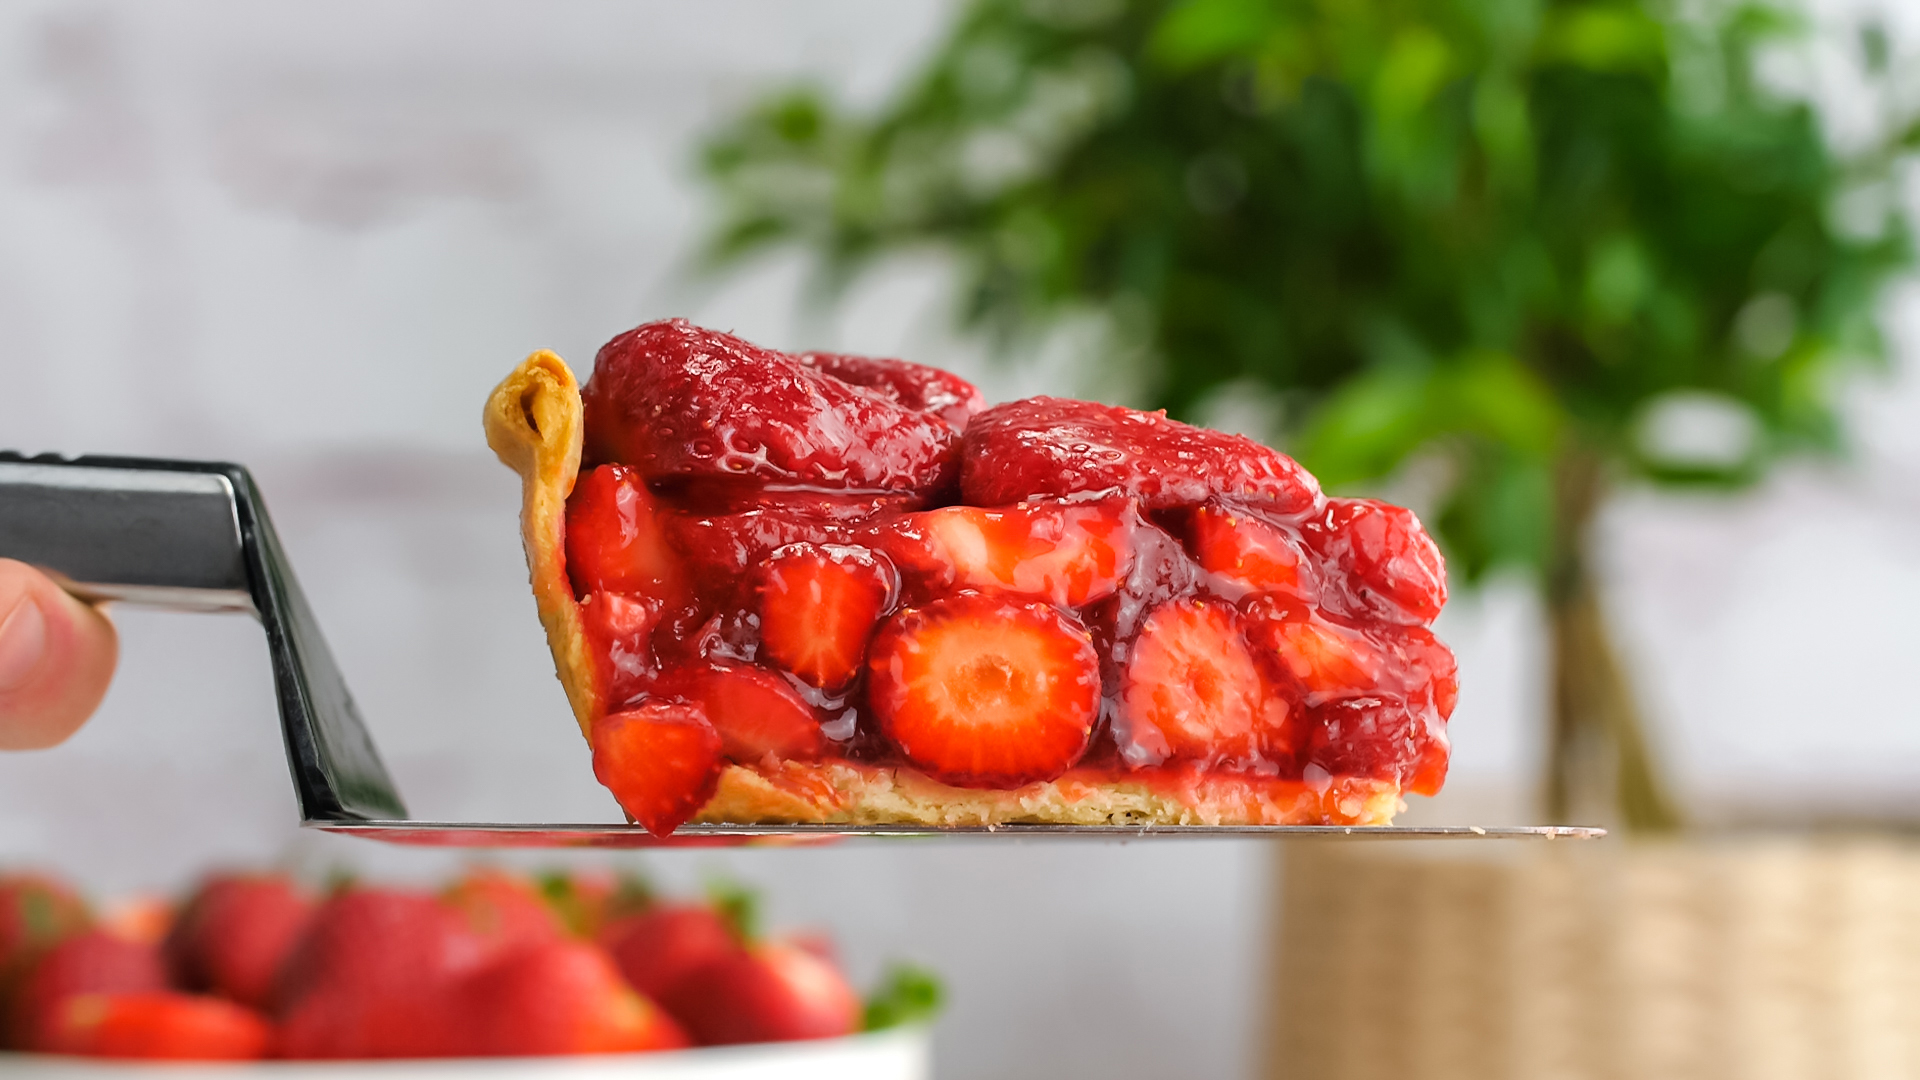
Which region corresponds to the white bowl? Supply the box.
[0,1027,931,1080]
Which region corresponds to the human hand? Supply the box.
[0,559,119,749]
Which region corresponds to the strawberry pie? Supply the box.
[485,320,1455,836]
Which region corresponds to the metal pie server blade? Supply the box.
[0,454,1604,847]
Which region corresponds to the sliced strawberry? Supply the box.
[1302,498,1446,624]
[1306,695,1448,794]
[671,662,827,764]
[591,702,725,837]
[565,465,682,599]
[1117,599,1291,767]
[1185,502,1309,596]
[874,499,1135,608]
[1375,624,1458,719]
[1241,594,1386,700]
[578,591,664,707]
[757,545,893,691]
[867,594,1099,787]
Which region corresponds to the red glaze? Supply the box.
[448,940,688,1056]
[164,875,313,1011]
[661,940,860,1047]
[582,320,963,496]
[757,544,894,691]
[960,396,1321,512]
[591,702,726,837]
[274,889,485,1059]
[797,351,987,430]
[566,321,1455,831]
[10,931,167,1051]
[867,594,1099,788]
[37,992,271,1060]
[598,904,739,1003]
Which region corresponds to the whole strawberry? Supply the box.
[448,940,687,1056]
[662,938,860,1046]
[164,873,313,1011]
[441,868,564,959]
[598,902,738,1003]
[0,874,90,1026]
[274,887,484,1058]
[36,991,271,1060]
[9,929,166,1051]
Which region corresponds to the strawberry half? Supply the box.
[591,702,725,837]
[1306,695,1448,794]
[867,594,1099,788]
[564,464,682,599]
[1240,594,1386,701]
[877,499,1135,607]
[1185,502,1310,596]
[756,544,893,691]
[1117,599,1291,766]
[671,663,826,764]
[1303,498,1446,624]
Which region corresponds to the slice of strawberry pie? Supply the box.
[485,319,1455,836]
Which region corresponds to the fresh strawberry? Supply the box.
[1240,594,1386,700]
[37,992,270,1060]
[441,869,565,959]
[661,939,860,1046]
[757,544,893,691]
[875,499,1136,608]
[867,594,1099,787]
[1305,695,1449,794]
[0,874,90,1012]
[670,663,826,764]
[1184,502,1311,596]
[796,351,987,429]
[960,396,1321,513]
[9,930,166,1050]
[565,464,683,600]
[591,701,726,837]
[1302,498,1447,624]
[448,940,688,1056]
[164,874,313,1011]
[598,903,739,1004]
[579,590,664,707]
[581,319,961,496]
[1116,599,1291,766]
[274,888,484,1059]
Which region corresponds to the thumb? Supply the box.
[0,559,119,750]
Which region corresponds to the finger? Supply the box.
[0,559,119,750]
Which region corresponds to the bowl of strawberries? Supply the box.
[0,868,937,1076]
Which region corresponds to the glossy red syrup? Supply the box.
[567,320,1455,834]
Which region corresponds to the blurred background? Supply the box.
[1,1,1918,1077]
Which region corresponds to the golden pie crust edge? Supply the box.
[484,352,1404,828]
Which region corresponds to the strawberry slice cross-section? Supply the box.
[756,543,894,692]
[1117,598,1293,767]
[867,593,1100,788]
[591,701,725,837]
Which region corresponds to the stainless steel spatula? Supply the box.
[0,454,1601,846]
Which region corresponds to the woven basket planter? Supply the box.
[1270,839,1920,1080]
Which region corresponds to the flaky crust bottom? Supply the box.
[487,351,1407,829]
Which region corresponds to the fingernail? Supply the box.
[0,596,48,693]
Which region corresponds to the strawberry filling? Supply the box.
[564,320,1456,833]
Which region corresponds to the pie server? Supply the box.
[0,453,1602,846]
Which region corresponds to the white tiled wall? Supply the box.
[1,3,1917,1078]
